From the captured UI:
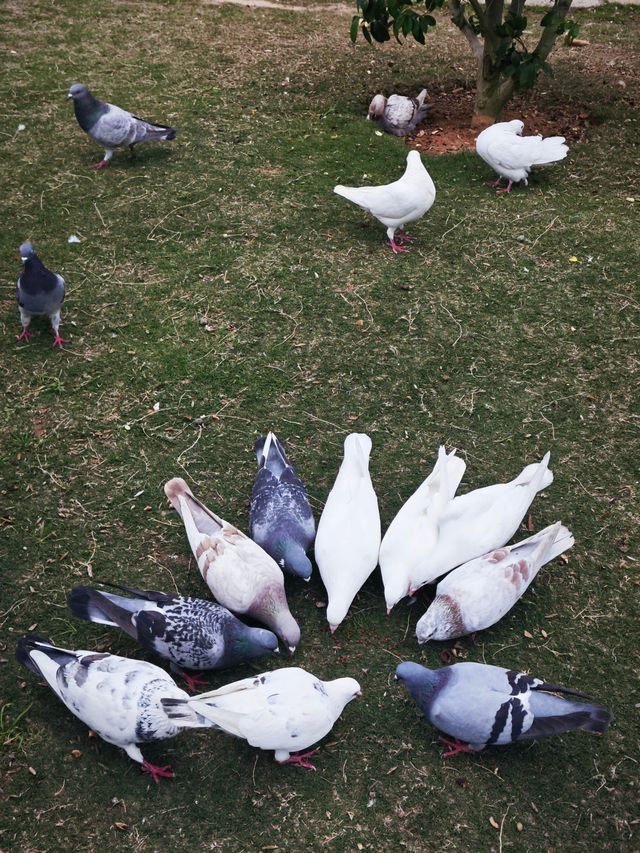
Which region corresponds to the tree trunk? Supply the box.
[471,54,515,127]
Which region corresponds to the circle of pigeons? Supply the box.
[15,85,606,783]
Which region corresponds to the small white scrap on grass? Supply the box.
[68,235,81,243]
[153,402,160,412]
[17,124,26,132]
[374,130,383,136]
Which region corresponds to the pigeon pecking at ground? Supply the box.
[15,242,67,347]
[415,522,575,643]
[16,635,216,782]
[475,119,568,194]
[367,90,429,137]
[249,432,316,581]
[334,150,436,253]
[380,446,466,613]
[395,660,611,756]
[314,433,381,633]
[162,666,361,769]
[67,581,279,692]
[408,452,554,596]
[164,478,301,653]
[67,83,177,169]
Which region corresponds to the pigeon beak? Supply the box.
[386,607,392,616]
[67,93,73,99]
[355,689,363,698]
[272,647,280,655]
[393,674,399,682]
[287,645,296,655]
[329,625,338,635]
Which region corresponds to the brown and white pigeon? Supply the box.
[416,522,574,642]
[164,478,300,653]
[367,90,429,137]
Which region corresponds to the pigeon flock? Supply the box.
[14,85,608,783]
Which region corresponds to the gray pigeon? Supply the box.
[16,635,215,782]
[67,582,279,691]
[16,242,67,347]
[395,661,611,756]
[367,90,429,137]
[67,83,177,169]
[249,432,315,581]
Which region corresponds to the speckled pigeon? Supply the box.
[367,89,429,137]
[416,522,574,643]
[164,477,301,653]
[16,242,67,347]
[395,661,611,756]
[162,666,361,769]
[16,635,216,782]
[67,83,176,169]
[67,582,279,691]
[249,432,315,581]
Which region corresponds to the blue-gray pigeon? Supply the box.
[67,83,177,169]
[67,582,279,691]
[16,635,216,782]
[367,90,429,137]
[395,661,611,756]
[249,432,315,581]
[16,242,67,347]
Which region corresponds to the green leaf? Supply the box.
[362,24,373,43]
[371,18,391,41]
[350,15,361,42]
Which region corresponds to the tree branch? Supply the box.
[510,0,526,16]
[533,0,574,62]
[449,0,484,59]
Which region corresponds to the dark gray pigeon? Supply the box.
[16,635,215,782]
[67,83,177,169]
[395,661,611,756]
[16,242,67,347]
[68,582,279,691]
[249,432,315,581]
[367,90,429,137]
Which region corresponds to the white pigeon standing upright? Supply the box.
[315,434,381,632]
[409,453,554,594]
[379,447,466,613]
[475,119,568,194]
[334,150,436,253]
[416,521,574,642]
[162,666,362,769]
[367,90,429,137]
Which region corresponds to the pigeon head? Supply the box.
[19,242,36,262]
[280,540,312,581]
[415,597,455,644]
[368,95,387,119]
[406,149,423,167]
[67,83,90,101]
[326,676,362,709]
[394,661,439,696]
[238,626,280,658]
[383,572,411,615]
[326,598,350,635]
[507,119,524,136]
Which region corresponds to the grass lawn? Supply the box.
[1,0,638,850]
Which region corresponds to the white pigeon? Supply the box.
[475,119,568,194]
[162,666,362,769]
[164,478,300,653]
[409,452,554,594]
[314,434,381,632]
[379,446,466,613]
[15,635,213,782]
[367,89,429,137]
[334,150,436,253]
[416,521,574,642]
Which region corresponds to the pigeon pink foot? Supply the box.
[16,329,33,342]
[180,671,209,693]
[92,160,109,170]
[142,760,175,783]
[52,334,69,348]
[278,749,319,770]
[439,736,475,758]
[396,231,416,244]
[496,181,514,194]
[388,238,410,254]
[487,177,503,188]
